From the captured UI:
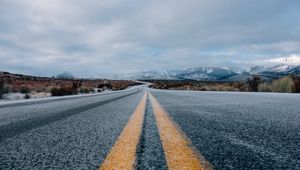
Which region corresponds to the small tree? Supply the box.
[20,85,31,94]
[98,83,112,89]
[247,75,261,92]
[258,82,272,92]
[0,81,4,98]
[80,87,90,93]
[50,87,74,96]
[292,75,300,93]
[72,80,81,94]
[272,76,295,93]
[24,93,31,99]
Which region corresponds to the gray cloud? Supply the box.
[1,0,300,76]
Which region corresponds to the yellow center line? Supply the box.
[149,92,212,170]
[99,93,147,170]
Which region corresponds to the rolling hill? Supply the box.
[96,64,300,81]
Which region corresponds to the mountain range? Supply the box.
[96,64,300,81]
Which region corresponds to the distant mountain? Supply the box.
[262,64,300,75]
[55,72,75,79]
[120,71,173,80]
[95,67,239,80]
[94,71,176,80]
[175,67,238,80]
[247,66,265,74]
[95,64,300,81]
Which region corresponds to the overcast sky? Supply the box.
[1,0,300,77]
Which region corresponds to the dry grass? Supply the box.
[148,80,247,92]
[1,72,142,97]
[258,76,296,93]
[148,76,299,93]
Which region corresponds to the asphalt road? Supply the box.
[0,87,299,170]
[150,89,300,170]
[0,88,144,169]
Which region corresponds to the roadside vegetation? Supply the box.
[147,75,300,93]
[258,76,296,93]
[148,80,248,91]
[0,71,142,100]
[0,81,10,99]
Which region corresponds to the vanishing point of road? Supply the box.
[0,86,299,170]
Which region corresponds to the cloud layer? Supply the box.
[1,0,300,76]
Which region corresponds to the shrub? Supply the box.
[258,83,272,92]
[80,87,90,94]
[50,88,60,96]
[203,85,218,91]
[0,81,4,98]
[232,82,247,91]
[0,82,11,98]
[3,84,10,94]
[292,77,300,93]
[45,86,55,93]
[50,87,74,96]
[271,76,295,93]
[11,85,19,93]
[247,75,261,92]
[216,84,239,91]
[72,81,81,94]
[20,85,31,94]
[24,93,31,99]
[36,86,46,93]
[89,87,95,93]
[98,83,112,89]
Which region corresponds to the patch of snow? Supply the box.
[207,67,213,74]
[2,93,26,101]
[266,64,298,72]
[1,92,51,101]
[0,86,141,105]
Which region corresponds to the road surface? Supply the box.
[0,87,299,169]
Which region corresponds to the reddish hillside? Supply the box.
[0,71,141,95]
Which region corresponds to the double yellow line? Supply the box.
[99,92,211,170]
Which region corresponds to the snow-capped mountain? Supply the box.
[94,71,177,80]
[262,64,300,74]
[95,67,238,80]
[175,67,238,80]
[95,64,300,81]
[247,66,265,74]
[119,71,174,80]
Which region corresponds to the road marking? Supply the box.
[149,92,211,170]
[99,93,147,170]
